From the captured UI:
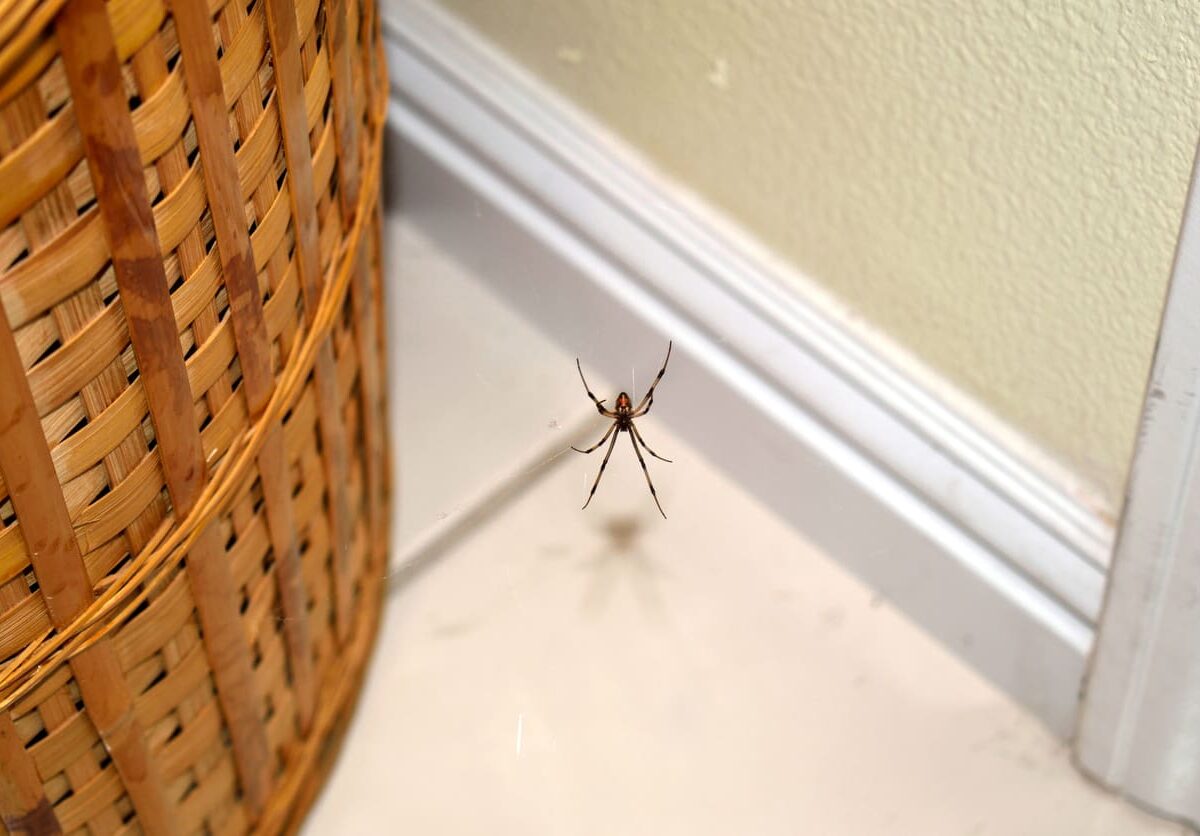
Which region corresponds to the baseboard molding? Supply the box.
[381,0,1111,736]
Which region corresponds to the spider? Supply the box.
[572,341,673,519]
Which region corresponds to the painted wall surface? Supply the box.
[433,0,1200,511]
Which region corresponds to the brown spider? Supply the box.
[572,341,673,519]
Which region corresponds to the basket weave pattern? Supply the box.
[0,0,388,830]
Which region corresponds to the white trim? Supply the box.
[382,0,1109,735]
[1075,141,1200,830]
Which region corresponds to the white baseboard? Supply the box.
[381,0,1112,736]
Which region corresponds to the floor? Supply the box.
[303,219,1183,834]
[307,428,1182,835]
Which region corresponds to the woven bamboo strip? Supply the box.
[129,15,235,426]
[325,0,360,223]
[358,0,388,574]
[361,0,380,119]
[0,0,45,47]
[0,66,168,835]
[0,75,168,577]
[56,2,200,499]
[55,0,272,819]
[219,0,330,734]
[126,0,243,807]
[172,0,315,734]
[0,315,175,834]
[0,333,60,836]
[0,0,169,105]
[352,229,386,570]
[327,0,383,575]
[0,715,57,835]
[263,0,354,644]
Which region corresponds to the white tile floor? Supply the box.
[306,420,1182,835]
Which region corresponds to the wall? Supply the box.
[432,0,1200,512]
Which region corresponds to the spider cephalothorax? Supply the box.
[572,342,673,518]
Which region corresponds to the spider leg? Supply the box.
[581,429,620,510]
[631,423,672,463]
[577,359,617,417]
[629,430,667,519]
[632,395,653,417]
[572,422,617,454]
[633,341,672,413]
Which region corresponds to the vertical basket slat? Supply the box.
[0,0,388,827]
[358,0,376,117]
[0,328,65,836]
[55,0,202,502]
[0,715,56,835]
[122,13,238,813]
[0,229,174,836]
[56,0,273,819]
[0,60,164,573]
[352,230,385,568]
[128,14,238,427]
[264,0,355,644]
[172,0,316,737]
[325,0,360,223]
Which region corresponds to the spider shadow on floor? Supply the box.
[578,514,673,621]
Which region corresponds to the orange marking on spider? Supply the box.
[572,341,673,519]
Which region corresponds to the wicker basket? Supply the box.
[0,0,388,829]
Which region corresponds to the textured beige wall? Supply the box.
[435,0,1200,511]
